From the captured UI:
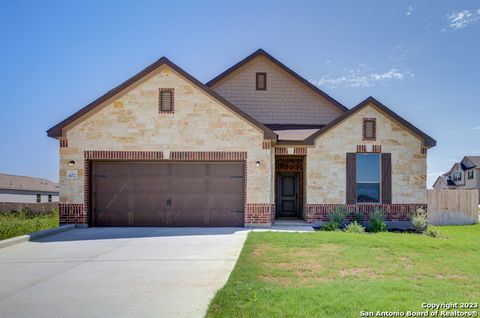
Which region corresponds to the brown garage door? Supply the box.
[92,161,244,227]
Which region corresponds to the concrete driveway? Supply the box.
[0,227,249,318]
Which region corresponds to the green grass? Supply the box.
[207,225,480,318]
[0,209,59,240]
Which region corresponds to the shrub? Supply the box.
[351,211,364,223]
[425,225,442,238]
[322,221,340,231]
[344,221,365,233]
[328,206,348,225]
[411,209,428,233]
[369,208,387,233]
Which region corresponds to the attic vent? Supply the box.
[363,118,376,141]
[256,72,266,90]
[159,88,174,113]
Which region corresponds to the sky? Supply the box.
[0,0,479,187]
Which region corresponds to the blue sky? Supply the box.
[0,0,479,187]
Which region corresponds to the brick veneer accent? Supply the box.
[245,204,275,225]
[275,147,307,155]
[59,203,86,224]
[158,88,175,114]
[169,151,247,160]
[85,150,164,160]
[362,117,377,141]
[356,145,382,153]
[304,203,426,223]
[60,139,68,148]
[262,140,271,149]
[294,147,307,155]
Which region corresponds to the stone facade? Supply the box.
[305,102,427,208]
[59,64,275,225]
[52,53,433,227]
[210,56,344,125]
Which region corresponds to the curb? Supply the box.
[0,224,76,249]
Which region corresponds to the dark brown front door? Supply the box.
[91,161,244,227]
[276,172,300,217]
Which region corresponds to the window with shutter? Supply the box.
[159,88,174,113]
[256,72,267,90]
[363,118,376,141]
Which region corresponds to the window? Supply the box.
[453,172,462,182]
[363,118,376,141]
[256,72,266,90]
[356,153,381,203]
[159,88,174,112]
[467,170,474,180]
[48,194,52,203]
[36,194,41,203]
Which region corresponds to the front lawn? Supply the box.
[207,225,480,317]
[0,208,59,240]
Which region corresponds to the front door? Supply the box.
[276,172,299,217]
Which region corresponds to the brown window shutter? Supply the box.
[346,153,356,204]
[381,153,392,204]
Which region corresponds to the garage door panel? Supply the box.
[94,162,131,176]
[171,179,208,194]
[132,178,169,192]
[133,212,167,226]
[94,178,130,194]
[172,195,209,210]
[208,163,244,177]
[133,163,170,176]
[132,194,168,210]
[92,161,244,227]
[172,163,207,176]
[210,195,243,212]
[210,179,244,194]
[171,211,207,226]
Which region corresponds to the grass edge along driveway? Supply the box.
[207,225,480,318]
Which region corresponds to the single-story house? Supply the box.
[0,173,59,203]
[433,156,480,201]
[47,49,436,227]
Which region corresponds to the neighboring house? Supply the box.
[0,173,59,203]
[433,156,480,201]
[47,49,436,227]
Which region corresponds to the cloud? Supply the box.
[473,126,480,130]
[446,159,458,163]
[310,65,414,88]
[446,9,480,30]
[406,5,413,16]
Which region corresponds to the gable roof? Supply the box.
[462,156,480,168]
[0,173,59,193]
[206,49,349,112]
[303,96,437,147]
[47,57,277,139]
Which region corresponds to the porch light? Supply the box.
[68,160,75,167]
[255,161,261,167]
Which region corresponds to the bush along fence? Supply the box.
[0,202,59,213]
[427,189,478,225]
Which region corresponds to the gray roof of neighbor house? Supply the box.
[464,156,480,167]
[0,173,59,193]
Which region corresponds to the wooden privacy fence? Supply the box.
[427,189,479,225]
